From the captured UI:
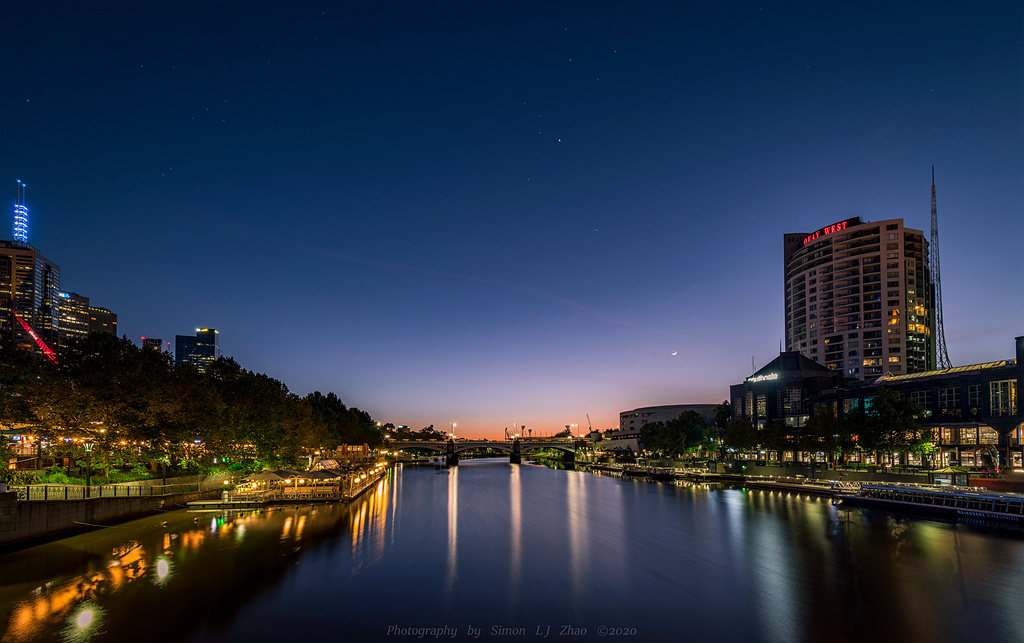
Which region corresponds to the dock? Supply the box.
[185,467,389,511]
[739,476,837,497]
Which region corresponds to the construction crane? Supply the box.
[11,310,58,364]
[931,166,952,369]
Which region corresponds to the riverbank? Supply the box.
[0,473,235,550]
[0,486,221,551]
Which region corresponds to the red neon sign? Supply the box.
[802,217,860,246]
[12,310,59,364]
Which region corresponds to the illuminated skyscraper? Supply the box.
[0,241,60,352]
[57,292,117,346]
[783,217,934,380]
[57,292,91,345]
[3,183,61,353]
[175,328,220,372]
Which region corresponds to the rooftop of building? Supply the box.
[873,359,1017,384]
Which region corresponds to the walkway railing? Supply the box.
[227,470,387,504]
[9,483,206,501]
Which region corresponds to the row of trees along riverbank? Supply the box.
[635,392,929,467]
[0,333,386,483]
[721,388,931,465]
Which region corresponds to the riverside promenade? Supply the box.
[0,472,235,548]
[0,464,394,549]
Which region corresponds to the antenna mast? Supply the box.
[931,166,952,369]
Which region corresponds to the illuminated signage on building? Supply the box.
[746,373,779,383]
[802,217,860,246]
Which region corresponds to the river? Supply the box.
[1,459,1023,643]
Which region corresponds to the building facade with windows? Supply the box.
[783,217,934,380]
[57,291,91,345]
[729,352,846,430]
[88,305,117,336]
[0,239,61,353]
[175,328,220,372]
[816,336,1023,469]
[619,404,719,431]
[142,337,166,352]
[56,292,117,345]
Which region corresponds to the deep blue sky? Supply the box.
[3,1,1020,437]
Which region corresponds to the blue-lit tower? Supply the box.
[13,180,28,243]
[3,181,61,354]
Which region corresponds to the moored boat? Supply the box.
[646,467,678,481]
[836,483,1024,525]
[620,464,648,477]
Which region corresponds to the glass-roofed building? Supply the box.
[815,336,1022,468]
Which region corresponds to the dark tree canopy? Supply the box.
[641,411,712,456]
[0,334,381,473]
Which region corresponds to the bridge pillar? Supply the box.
[510,439,521,464]
[446,439,459,467]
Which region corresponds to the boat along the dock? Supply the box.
[620,464,648,477]
[836,483,1024,525]
[646,467,678,481]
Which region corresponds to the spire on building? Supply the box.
[13,180,28,243]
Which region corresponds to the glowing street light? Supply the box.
[84,442,94,492]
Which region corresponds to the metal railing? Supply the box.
[8,483,205,501]
[223,469,388,505]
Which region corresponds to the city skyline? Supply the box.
[3,2,1020,438]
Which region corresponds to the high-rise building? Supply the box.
[3,183,61,354]
[1,240,61,353]
[783,217,934,380]
[88,305,117,336]
[141,337,166,352]
[57,292,117,346]
[175,328,220,372]
[57,292,91,345]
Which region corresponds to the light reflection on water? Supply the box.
[2,462,1024,642]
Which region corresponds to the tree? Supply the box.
[639,421,668,456]
[0,334,377,477]
[207,357,295,466]
[0,334,38,430]
[0,434,15,483]
[714,401,731,430]
[801,409,854,465]
[641,412,712,457]
[671,411,711,454]
[722,419,757,454]
[415,425,446,441]
[760,420,792,462]
[860,387,927,465]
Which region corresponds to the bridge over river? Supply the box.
[389,437,586,466]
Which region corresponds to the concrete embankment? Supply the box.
[0,488,221,550]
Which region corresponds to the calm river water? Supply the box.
[2,460,1023,643]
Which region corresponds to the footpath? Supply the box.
[0,474,230,550]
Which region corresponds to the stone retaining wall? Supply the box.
[0,488,220,549]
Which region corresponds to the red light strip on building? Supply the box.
[12,310,59,364]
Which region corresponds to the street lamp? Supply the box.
[84,441,94,494]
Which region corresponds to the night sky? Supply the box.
[3,2,1020,438]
